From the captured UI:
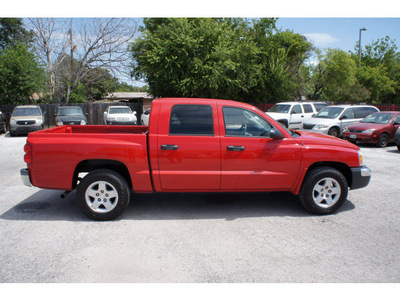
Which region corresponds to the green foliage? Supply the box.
[131,18,312,103]
[68,83,87,103]
[0,18,32,50]
[0,43,46,104]
[81,68,119,101]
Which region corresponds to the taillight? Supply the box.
[24,144,32,164]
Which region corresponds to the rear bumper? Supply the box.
[350,166,371,190]
[20,168,32,187]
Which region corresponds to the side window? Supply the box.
[223,107,272,137]
[355,107,378,118]
[303,104,313,113]
[169,105,214,135]
[393,115,400,124]
[314,103,327,112]
[341,108,355,119]
[291,105,302,114]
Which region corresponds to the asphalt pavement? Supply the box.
[0,132,399,283]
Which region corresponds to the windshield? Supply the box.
[268,104,291,113]
[314,107,344,119]
[360,113,395,124]
[58,107,84,116]
[12,107,41,116]
[109,107,132,114]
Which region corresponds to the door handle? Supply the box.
[227,145,245,151]
[161,144,179,150]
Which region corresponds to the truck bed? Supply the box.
[36,125,149,135]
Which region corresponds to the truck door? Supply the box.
[220,106,301,191]
[156,103,221,191]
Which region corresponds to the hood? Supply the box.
[303,116,336,125]
[347,122,387,131]
[298,130,359,150]
[57,115,86,122]
[265,112,287,120]
[107,113,136,119]
[11,115,43,121]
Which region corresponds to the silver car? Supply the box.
[10,105,45,136]
[302,105,379,137]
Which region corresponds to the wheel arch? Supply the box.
[302,161,352,190]
[73,159,132,189]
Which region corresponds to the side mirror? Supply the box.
[133,111,137,115]
[270,128,285,139]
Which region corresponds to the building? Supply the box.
[105,92,154,110]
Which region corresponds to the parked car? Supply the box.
[103,106,137,125]
[9,105,45,136]
[55,106,87,126]
[395,128,400,151]
[266,101,327,129]
[21,98,371,220]
[342,112,400,147]
[0,109,6,134]
[302,105,379,137]
[141,108,150,125]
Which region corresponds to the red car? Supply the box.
[343,111,400,147]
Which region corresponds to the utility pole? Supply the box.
[358,27,367,69]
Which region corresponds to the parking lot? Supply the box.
[0,132,399,283]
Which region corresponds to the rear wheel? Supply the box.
[77,169,130,221]
[377,133,389,148]
[299,167,348,215]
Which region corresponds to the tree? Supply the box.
[27,18,138,103]
[0,18,32,50]
[131,18,312,103]
[0,43,46,104]
[306,49,369,102]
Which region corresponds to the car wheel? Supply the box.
[377,133,389,148]
[328,127,339,137]
[397,145,400,151]
[76,169,130,221]
[1,123,6,133]
[299,167,348,215]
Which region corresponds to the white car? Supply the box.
[266,101,327,129]
[103,106,137,125]
[141,108,150,125]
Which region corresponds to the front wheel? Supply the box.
[328,127,339,137]
[377,133,389,148]
[76,169,130,221]
[299,167,348,215]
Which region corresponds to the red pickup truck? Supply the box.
[21,98,371,220]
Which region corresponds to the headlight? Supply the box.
[315,124,328,129]
[343,127,349,132]
[362,129,375,134]
[36,120,43,126]
[80,120,86,125]
[56,122,63,126]
[107,117,116,122]
[358,151,364,166]
[10,119,17,125]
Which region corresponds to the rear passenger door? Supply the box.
[289,104,304,129]
[157,103,221,191]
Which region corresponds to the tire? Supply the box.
[377,133,389,148]
[397,145,400,151]
[1,123,6,134]
[299,167,348,215]
[76,169,130,221]
[328,127,339,137]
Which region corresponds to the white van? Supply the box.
[302,105,379,137]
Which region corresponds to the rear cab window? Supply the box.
[169,104,214,135]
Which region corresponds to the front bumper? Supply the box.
[20,168,32,187]
[350,166,372,190]
[343,132,376,144]
[11,125,42,135]
[106,121,137,125]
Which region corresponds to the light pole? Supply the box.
[359,27,367,68]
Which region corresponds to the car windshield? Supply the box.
[268,104,291,113]
[109,107,132,114]
[12,107,41,116]
[58,107,84,116]
[314,107,344,119]
[360,113,395,124]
